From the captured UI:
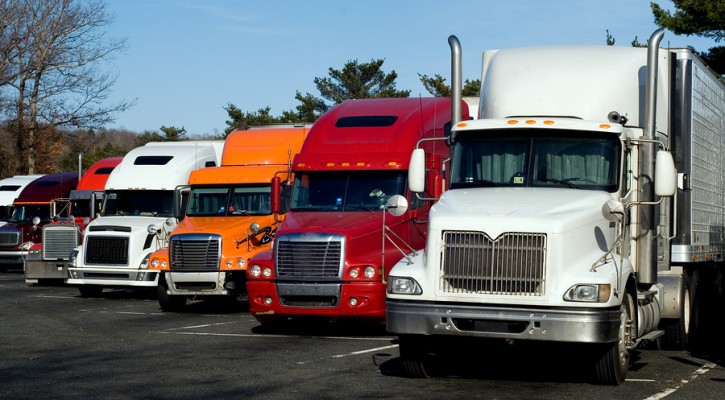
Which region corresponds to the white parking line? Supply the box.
[153,330,394,341]
[330,344,399,358]
[642,362,716,400]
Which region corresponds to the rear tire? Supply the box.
[685,270,705,353]
[662,273,692,350]
[593,291,633,385]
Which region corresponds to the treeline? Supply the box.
[1,1,720,179]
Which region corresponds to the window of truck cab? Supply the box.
[290,171,407,212]
[186,185,276,216]
[101,190,174,217]
[449,129,620,192]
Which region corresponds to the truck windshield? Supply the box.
[10,205,51,223]
[291,171,406,212]
[450,130,620,192]
[101,190,174,217]
[69,199,92,218]
[186,185,272,216]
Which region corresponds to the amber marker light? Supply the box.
[326,162,335,167]
[525,120,536,125]
[341,162,350,167]
[507,120,519,125]
[457,122,468,128]
[356,162,365,167]
[599,124,611,129]
[388,161,397,166]
[543,120,555,125]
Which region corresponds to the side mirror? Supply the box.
[654,151,676,197]
[408,149,426,193]
[270,176,281,214]
[385,194,409,217]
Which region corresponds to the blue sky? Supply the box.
[103,0,718,136]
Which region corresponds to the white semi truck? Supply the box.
[386,29,725,385]
[67,141,222,296]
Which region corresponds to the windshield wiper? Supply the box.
[541,178,579,189]
[344,204,379,212]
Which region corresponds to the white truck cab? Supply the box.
[67,141,223,296]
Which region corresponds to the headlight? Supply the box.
[364,266,376,279]
[237,258,245,268]
[250,265,261,277]
[387,276,422,295]
[151,258,160,268]
[564,284,611,302]
[349,268,359,278]
[19,242,34,251]
[69,250,78,266]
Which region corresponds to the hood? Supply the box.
[279,211,384,238]
[172,216,261,236]
[432,187,614,237]
[86,215,170,235]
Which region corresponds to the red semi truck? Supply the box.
[24,157,122,283]
[246,97,467,324]
[0,172,79,267]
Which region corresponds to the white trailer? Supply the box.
[67,141,223,296]
[386,30,725,384]
[0,175,44,227]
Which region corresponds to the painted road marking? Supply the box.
[642,362,716,400]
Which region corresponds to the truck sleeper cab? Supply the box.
[147,127,309,311]
[24,157,122,283]
[385,32,720,385]
[246,97,464,324]
[0,172,79,266]
[67,142,223,297]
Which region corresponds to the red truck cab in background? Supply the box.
[0,172,79,267]
[246,97,468,324]
[24,157,122,283]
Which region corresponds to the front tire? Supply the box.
[78,285,103,297]
[157,282,186,312]
[398,335,438,378]
[593,291,634,385]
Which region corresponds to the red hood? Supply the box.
[279,211,385,237]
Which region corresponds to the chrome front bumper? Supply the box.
[386,300,621,343]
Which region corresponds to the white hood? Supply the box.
[431,187,614,238]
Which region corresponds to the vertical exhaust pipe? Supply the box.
[78,152,83,182]
[638,28,665,285]
[449,35,462,125]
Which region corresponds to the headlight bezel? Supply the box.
[387,276,422,295]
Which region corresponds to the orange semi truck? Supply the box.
[148,127,309,311]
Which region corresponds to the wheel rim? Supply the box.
[618,294,633,368]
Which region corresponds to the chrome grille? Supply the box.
[169,234,221,271]
[42,225,79,260]
[275,233,343,280]
[85,236,129,265]
[440,231,546,296]
[0,230,20,246]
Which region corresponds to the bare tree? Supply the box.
[4,0,133,174]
